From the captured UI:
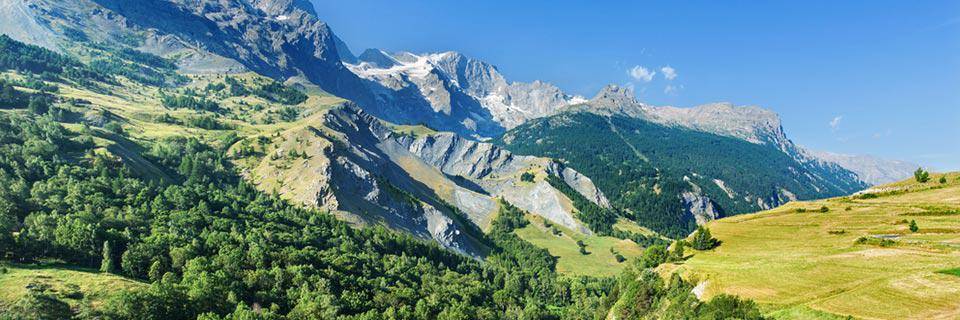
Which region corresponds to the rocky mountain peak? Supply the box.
[357,48,400,68]
[592,84,636,104]
[574,84,650,118]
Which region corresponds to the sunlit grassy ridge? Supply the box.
[664,172,960,320]
[0,264,144,311]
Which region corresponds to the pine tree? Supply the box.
[670,241,686,261]
[691,226,717,250]
[100,241,115,274]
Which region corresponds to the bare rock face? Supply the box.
[396,131,609,234]
[680,191,720,225]
[240,104,610,254]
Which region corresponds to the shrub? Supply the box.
[909,220,919,232]
[819,206,829,213]
[614,253,626,263]
[914,167,930,183]
[520,172,535,182]
[104,121,124,135]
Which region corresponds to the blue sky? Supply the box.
[313,1,959,170]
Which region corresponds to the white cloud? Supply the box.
[628,65,656,82]
[664,85,681,95]
[829,115,843,131]
[661,66,677,80]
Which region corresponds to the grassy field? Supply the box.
[663,172,960,320]
[0,263,144,311]
[515,215,646,277]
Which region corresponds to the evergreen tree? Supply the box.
[670,241,686,261]
[690,226,718,250]
[148,260,164,282]
[909,220,919,233]
[100,241,115,274]
[27,96,48,114]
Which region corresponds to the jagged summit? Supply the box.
[343,49,582,136]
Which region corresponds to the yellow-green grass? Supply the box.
[664,172,960,320]
[516,215,645,277]
[0,263,144,310]
[613,218,670,240]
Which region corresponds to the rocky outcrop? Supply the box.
[681,191,721,225]
[395,130,608,233]
[682,179,722,225]
[240,104,609,254]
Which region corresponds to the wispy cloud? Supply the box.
[829,115,843,131]
[664,84,682,95]
[660,66,677,80]
[628,65,656,82]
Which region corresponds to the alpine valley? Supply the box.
[0,0,935,319]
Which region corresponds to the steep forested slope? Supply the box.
[497,111,864,237]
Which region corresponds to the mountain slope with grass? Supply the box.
[662,172,960,320]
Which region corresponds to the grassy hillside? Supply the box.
[0,263,144,313]
[663,172,960,320]
[514,215,646,276]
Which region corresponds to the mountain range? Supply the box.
[0,0,915,246]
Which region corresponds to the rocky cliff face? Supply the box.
[238,104,609,254]
[396,131,609,233]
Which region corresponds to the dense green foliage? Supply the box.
[160,94,221,112]
[251,81,308,105]
[0,35,111,87]
[497,112,862,237]
[690,226,719,251]
[0,113,615,319]
[915,167,930,183]
[217,77,307,105]
[606,245,765,319]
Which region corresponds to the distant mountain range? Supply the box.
[0,0,914,243]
